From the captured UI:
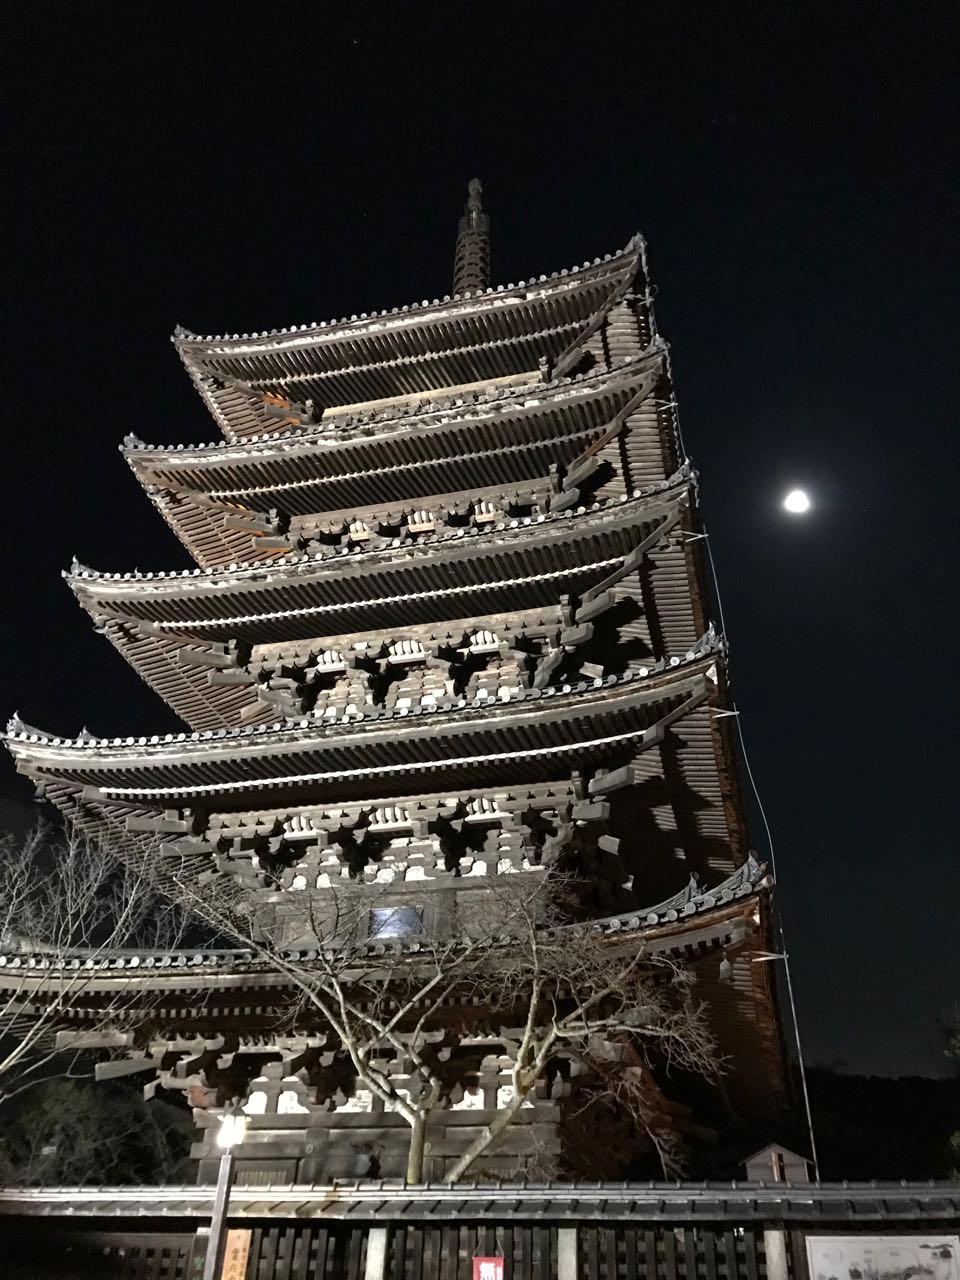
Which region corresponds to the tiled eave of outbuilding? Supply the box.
[174,241,647,441]
[124,352,672,568]
[67,478,698,645]
[7,658,718,803]
[3,1178,957,1225]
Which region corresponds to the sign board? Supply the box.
[806,1236,959,1280]
[220,1228,253,1280]
[473,1259,504,1280]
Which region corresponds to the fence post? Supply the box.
[764,1229,790,1280]
[558,1228,578,1280]
[365,1227,389,1280]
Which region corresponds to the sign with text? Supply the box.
[806,1235,959,1280]
[473,1259,504,1280]
[220,1228,253,1280]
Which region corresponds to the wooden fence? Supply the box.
[4,1220,773,1280]
[3,1186,957,1280]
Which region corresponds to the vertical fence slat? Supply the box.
[644,1229,657,1280]
[787,1231,807,1280]
[723,1231,738,1280]
[703,1230,718,1280]
[457,1225,472,1280]
[684,1230,698,1280]
[664,1227,678,1280]
[315,1227,330,1280]
[743,1231,760,1280]
[347,1226,365,1280]
[390,1226,406,1280]
[519,1224,532,1280]
[410,1226,424,1280]
[607,1227,619,1280]
[585,1223,600,1280]
[531,1224,545,1280]
[290,1227,310,1280]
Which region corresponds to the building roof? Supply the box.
[61,478,704,729]
[123,352,671,569]
[0,857,770,996]
[174,240,648,442]
[2,1179,957,1223]
[67,472,693,625]
[6,655,717,802]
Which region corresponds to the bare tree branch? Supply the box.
[165,863,720,1182]
[0,823,186,1105]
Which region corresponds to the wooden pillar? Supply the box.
[764,1228,790,1280]
[365,1227,389,1280]
[558,1228,578,1280]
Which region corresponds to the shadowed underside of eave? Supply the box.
[60,499,709,738]
[7,660,750,889]
[9,664,715,795]
[175,243,647,442]
[126,353,674,569]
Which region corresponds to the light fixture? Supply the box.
[216,1112,249,1149]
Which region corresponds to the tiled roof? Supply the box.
[173,241,642,349]
[0,856,768,978]
[1,1179,957,1223]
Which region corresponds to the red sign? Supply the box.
[473,1259,504,1280]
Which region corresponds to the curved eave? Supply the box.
[7,659,716,800]
[175,242,646,441]
[124,354,670,568]
[127,351,664,471]
[0,864,770,1002]
[67,481,696,641]
[176,241,641,358]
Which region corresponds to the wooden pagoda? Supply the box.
[4,182,787,1182]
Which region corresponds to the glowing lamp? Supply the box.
[216,1112,248,1149]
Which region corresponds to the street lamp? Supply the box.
[201,1108,248,1280]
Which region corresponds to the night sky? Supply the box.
[3,4,957,1077]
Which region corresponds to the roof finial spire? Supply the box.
[452,178,490,297]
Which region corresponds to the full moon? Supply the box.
[782,488,811,514]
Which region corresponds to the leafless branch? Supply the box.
[0,823,186,1105]
[165,862,720,1182]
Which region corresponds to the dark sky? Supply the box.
[3,3,957,1078]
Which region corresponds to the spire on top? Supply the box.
[452,178,490,297]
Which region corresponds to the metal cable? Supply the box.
[703,530,822,1182]
[655,296,822,1177]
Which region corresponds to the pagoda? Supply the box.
[4,182,786,1182]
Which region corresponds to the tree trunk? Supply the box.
[443,1092,526,1184]
[406,1112,428,1184]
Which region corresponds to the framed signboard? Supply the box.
[220,1228,253,1280]
[806,1235,959,1280]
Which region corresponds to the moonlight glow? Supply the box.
[783,488,811,514]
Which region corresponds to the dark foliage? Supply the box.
[807,1067,960,1180]
[0,1078,193,1186]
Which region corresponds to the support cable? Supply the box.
[645,290,821,1178]
[702,530,822,1182]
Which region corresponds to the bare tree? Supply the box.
[0,824,183,1105]
[169,867,718,1182]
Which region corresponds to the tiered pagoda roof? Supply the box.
[4,184,787,1174]
[123,350,672,569]
[173,239,649,443]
